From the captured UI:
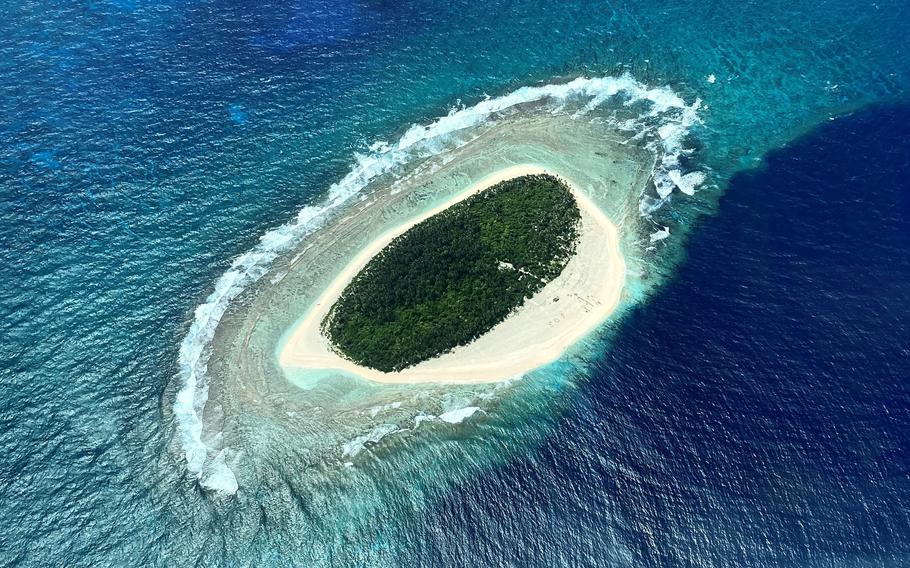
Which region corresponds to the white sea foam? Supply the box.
[650,226,671,243]
[341,424,399,458]
[174,74,703,495]
[413,412,437,429]
[669,170,707,196]
[200,449,239,494]
[438,406,482,424]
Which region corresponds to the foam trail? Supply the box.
[174,74,702,495]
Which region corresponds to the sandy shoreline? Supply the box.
[278,164,625,384]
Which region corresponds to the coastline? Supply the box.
[278,164,626,384]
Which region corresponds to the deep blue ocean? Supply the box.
[2,1,909,566]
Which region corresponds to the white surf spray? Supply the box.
[341,424,400,458]
[438,406,482,424]
[650,226,671,243]
[174,74,703,495]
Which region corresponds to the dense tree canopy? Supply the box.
[322,174,581,372]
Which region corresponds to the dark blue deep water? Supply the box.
[409,106,910,567]
[2,1,910,566]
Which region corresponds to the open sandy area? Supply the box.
[278,164,625,383]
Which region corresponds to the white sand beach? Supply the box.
[278,164,625,383]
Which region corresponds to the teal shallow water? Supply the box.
[1,1,909,566]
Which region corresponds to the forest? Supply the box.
[322,174,581,372]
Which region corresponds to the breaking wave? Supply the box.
[173,73,703,495]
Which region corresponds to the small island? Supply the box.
[279,164,625,384]
[321,174,581,371]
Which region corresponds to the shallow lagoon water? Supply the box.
[2,1,909,566]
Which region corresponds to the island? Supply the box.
[322,173,581,372]
[278,164,626,383]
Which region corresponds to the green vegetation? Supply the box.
[322,174,581,372]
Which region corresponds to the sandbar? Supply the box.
[278,164,625,383]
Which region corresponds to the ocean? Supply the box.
[1,1,908,566]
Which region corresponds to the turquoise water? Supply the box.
[2,1,909,566]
